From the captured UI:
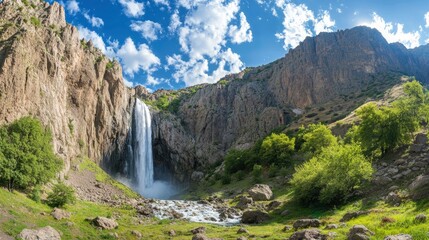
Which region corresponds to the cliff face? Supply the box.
[150,27,429,184]
[0,0,133,174]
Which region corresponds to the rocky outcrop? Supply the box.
[148,27,429,183]
[17,226,61,240]
[248,184,273,201]
[0,0,133,176]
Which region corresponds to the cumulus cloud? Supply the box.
[425,12,429,28]
[169,10,181,33]
[167,0,249,86]
[116,38,160,77]
[229,12,253,44]
[130,20,162,41]
[153,0,169,8]
[364,13,420,48]
[118,0,144,17]
[66,0,80,15]
[83,13,104,28]
[275,2,335,51]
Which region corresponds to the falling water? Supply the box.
[132,99,154,193]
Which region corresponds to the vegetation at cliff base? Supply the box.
[0,117,62,191]
[47,182,76,208]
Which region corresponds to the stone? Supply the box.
[235,196,253,210]
[409,175,429,200]
[288,229,327,240]
[414,214,427,223]
[266,201,281,211]
[293,219,322,229]
[325,224,338,229]
[410,144,424,153]
[237,237,248,240]
[280,210,290,216]
[414,133,427,144]
[282,225,293,232]
[17,226,61,240]
[237,227,249,234]
[51,208,71,220]
[340,211,370,222]
[387,167,399,175]
[192,234,209,240]
[191,171,205,181]
[347,225,374,240]
[248,184,273,201]
[241,210,270,224]
[191,227,207,234]
[385,192,401,206]
[92,217,118,230]
[131,230,142,238]
[373,176,393,186]
[384,234,413,240]
[168,229,176,236]
[394,159,406,165]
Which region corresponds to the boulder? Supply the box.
[373,176,392,186]
[409,175,429,200]
[168,229,176,236]
[51,208,71,220]
[131,230,142,238]
[384,234,413,240]
[248,184,273,201]
[237,227,249,234]
[241,210,270,224]
[324,224,338,229]
[92,217,118,230]
[192,234,209,240]
[235,196,253,210]
[385,192,401,206]
[293,219,321,229]
[191,227,206,234]
[282,225,292,232]
[288,229,327,240]
[340,211,370,222]
[409,144,424,153]
[347,225,374,240]
[266,201,281,211]
[280,210,290,216]
[414,133,427,144]
[17,226,61,240]
[414,213,427,223]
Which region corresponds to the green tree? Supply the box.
[291,144,373,205]
[0,117,63,190]
[224,149,257,174]
[260,133,295,166]
[47,183,76,208]
[298,123,338,155]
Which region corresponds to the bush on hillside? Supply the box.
[291,143,373,205]
[296,123,337,156]
[224,148,257,174]
[47,183,76,208]
[0,117,63,191]
[260,133,295,166]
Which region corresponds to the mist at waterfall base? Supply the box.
[121,99,178,200]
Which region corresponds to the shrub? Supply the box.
[0,117,63,191]
[47,183,76,208]
[297,123,337,156]
[260,133,295,166]
[29,185,41,203]
[291,143,373,205]
[106,60,115,70]
[30,17,41,27]
[252,164,263,183]
[221,174,231,185]
[224,149,256,174]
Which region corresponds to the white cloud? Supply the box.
[167,0,248,86]
[66,0,80,15]
[364,13,420,48]
[153,0,169,8]
[229,12,253,44]
[337,8,342,14]
[123,77,135,87]
[118,0,144,17]
[425,12,429,28]
[314,10,335,35]
[116,38,160,77]
[130,20,162,41]
[275,3,335,50]
[83,13,104,28]
[169,10,181,33]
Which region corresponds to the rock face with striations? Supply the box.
[0,0,133,174]
[147,26,429,183]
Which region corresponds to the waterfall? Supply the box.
[132,99,154,193]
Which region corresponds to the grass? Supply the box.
[30,17,41,27]
[79,159,139,198]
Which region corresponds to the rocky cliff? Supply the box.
[0,0,133,174]
[148,27,429,184]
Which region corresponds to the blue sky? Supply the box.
[49,0,429,91]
